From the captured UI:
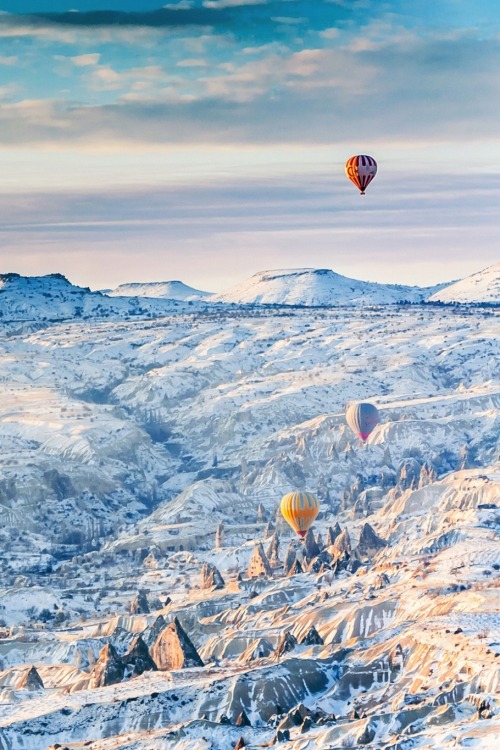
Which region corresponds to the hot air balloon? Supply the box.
[280,491,319,538]
[346,402,380,441]
[345,155,377,195]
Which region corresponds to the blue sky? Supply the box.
[0,1,499,290]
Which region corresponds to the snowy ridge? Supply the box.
[0,273,194,322]
[429,261,500,304]
[212,267,447,306]
[106,280,212,301]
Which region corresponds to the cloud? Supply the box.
[70,53,101,67]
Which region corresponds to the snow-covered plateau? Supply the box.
[0,271,498,750]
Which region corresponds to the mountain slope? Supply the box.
[429,261,500,304]
[212,267,446,306]
[106,280,212,301]
[0,273,189,322]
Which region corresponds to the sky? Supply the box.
[0,0,499,291]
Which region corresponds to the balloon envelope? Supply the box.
[280,491,319,538]
[346,402,380,441]
[345,155,377,194]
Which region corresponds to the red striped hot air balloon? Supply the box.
[346,402,380,441]
[280,491,319,538]
[345,154,377,195]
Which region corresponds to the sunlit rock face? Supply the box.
[0,288,498,749]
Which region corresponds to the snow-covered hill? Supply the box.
[0,275,498,749]
[212,267,446,306]
[106,280,212,301]
[429,261,500,304]
[0,273,190,322]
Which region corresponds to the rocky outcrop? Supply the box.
[150,617,204,670]
[330,527,351,559]
[234,738,246,749]
[326,522,342,547]
[274,631,297,658]
[19,665,44,691]
[357,522,387,558]
[240,637,274,663]
[141,615,168,648]
[283,540,298,575]
[235,709,251,727]
[129,590,150,615]
[287,558,303,576]
[299,626,324,645]
[304,528,320,559]
[266,532,280,564]
[200,562,225,590]
[247,542,273,578]
[90,643,125,688]
[122,636,157,677]
[215,521,224,549]
[264,520,275,538]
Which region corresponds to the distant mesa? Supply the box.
[211,267,447,306]
[106,280,212,301]
[428,261,500,304]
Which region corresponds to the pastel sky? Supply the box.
[0,0,499,291]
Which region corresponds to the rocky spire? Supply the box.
[274,631,298,658]
[283,539,298,575]
[235,709,251,727]
[304,528,320,560]
[357,522,387,558]
[266,532,280,564]
[299,625,324,645]
[247,542,272,578]
[263,520,275,539]
[330,527,351,559]
[257,502,267,521]
[90,643,125,688]
[122,636,157,677]
[215,521,224,550]
[287,558,303,576]
[326,523,342,547]
[20,665,44,691]
[143,549,159,569]
[315,531,324,551]
[234,738,246,749]
[150,617,204,670]
[129,590,150,615]
[200,562,225,590]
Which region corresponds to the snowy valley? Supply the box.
[0,266,498,750]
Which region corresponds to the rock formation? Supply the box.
[129,590,150,615]
[266,532,280,564]
[304,528,320,559]
[330,527,351,559]
[325,522,342,547]
[357,522,387,558]
[200,562,225,590]
[235,709,251,727]
[141,615,168,648]
[274,631,297,658]
[150,617,204,670]
[247,542,273,578]
[90,643,125,688]
[19,665,44,691]
[299,625,324,645]
[122,636,157,677]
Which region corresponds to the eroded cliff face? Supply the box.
[0,304,498,749]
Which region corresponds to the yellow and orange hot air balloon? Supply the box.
[345,154,377,195]
[280,491,319,538]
